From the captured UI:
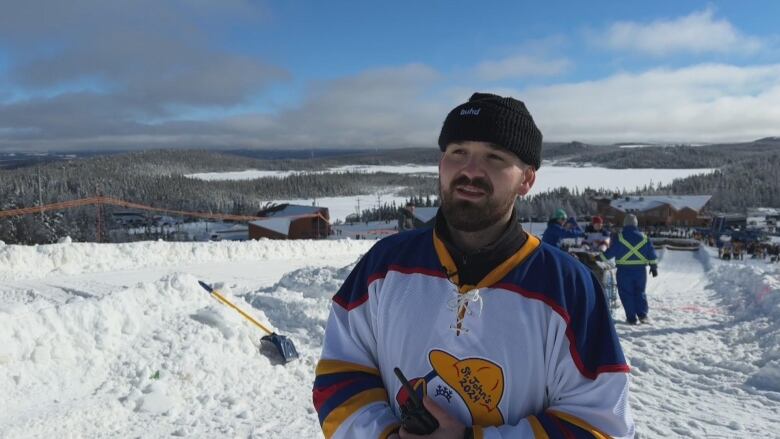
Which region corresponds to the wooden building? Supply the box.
[248,204,330,240]
[594,195,712,227]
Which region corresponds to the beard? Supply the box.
[439,175,516,232]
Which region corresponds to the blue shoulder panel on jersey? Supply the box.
[332,228,444,310]
[496,241,629,379]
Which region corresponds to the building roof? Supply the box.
[609,195,711,213]
[249,218,292,236]
[747,207,780,217]
[412,207,439,223]
[258,203,327,218]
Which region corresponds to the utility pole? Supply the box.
[95,186,103,243]
[95,201,102,243]
[37,167,45,222]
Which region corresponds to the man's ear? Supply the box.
[517,167,536,196]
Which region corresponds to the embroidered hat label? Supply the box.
[459,108,481,116]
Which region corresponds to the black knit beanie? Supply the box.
[438,92,543,170]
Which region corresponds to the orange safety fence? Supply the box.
[0,196,266,222]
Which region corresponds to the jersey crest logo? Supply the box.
[395,350,505,426]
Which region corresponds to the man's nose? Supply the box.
[458,155,485,178]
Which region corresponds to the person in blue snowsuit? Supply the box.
[602,214,658,325]
[542,208,584,248]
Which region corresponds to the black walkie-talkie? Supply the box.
[393,367,439,434]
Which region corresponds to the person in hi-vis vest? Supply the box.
[602,214,658,325]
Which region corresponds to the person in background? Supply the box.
[313,92,634,438]
[541,208,584,248]
[602,214,658,325]
[583,215,611,252]
[398,203,416,231]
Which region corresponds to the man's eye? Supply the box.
[488,154,505,162]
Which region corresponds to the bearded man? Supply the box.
[314,93,635,439]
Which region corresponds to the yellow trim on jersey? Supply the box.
[379,423,401,439]
[472,425,485,439]
[433,230,461,286]
[476,234,540,290]
[432,231,541,293]
[315,359,380,377]
[321,388,390,438]
[527,415,550,439]
[547,409,612,439]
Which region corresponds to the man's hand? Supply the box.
[650,265,658,277]
[399,396,467,439]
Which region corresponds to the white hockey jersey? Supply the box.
[314,228,634,438]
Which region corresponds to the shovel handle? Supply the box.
[198,281,274,336]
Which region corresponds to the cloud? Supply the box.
[224,64,447,148]
[3,62,780,150]
[519,63,780,143]
[0,64,448,150]
[0,2,777,151]
[0,0,290,150]
[474,55,570,81]
[595,8,764,56]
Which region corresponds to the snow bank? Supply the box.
[709,260,780,392]
[0,239,375,281]
[244,264,357,344]
[0,263,360,437]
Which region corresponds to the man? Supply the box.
[602,214,658,325]
[541,208,584,248]
[583,215,611,252]
[313,93,634,438]
[399,203,416,231]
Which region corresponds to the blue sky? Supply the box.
[1,1,779,151]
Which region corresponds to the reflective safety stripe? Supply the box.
[616,233,655,265]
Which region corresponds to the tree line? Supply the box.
[2,148,779,244]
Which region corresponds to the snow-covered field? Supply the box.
[1,239,778,438]
[186,165,715,223]
[186,165,714,193]
[185,165,439,181]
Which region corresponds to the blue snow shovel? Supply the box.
[198,280,299,363]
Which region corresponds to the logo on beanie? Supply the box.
[459,108,481,116]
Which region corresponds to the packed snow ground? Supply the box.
[1,239,778,438]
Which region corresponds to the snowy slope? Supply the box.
[620,248,780,437]
[0,239,778,438]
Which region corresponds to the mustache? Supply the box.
[450,175,492,193]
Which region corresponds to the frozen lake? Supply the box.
[187,163,714,195]
[187,164,716,222]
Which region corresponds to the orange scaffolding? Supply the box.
[0,196,265,222]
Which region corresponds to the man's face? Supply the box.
[439,141,535,232]
[594,223,602,231]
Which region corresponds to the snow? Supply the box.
[608,195,712,213]
[274,191,413,223]
[530,166,715,195]
[1,239,779,437]
[184,165,438,181]
[187,166,716,223]
[619,248,780,437]
[187,165,714,195]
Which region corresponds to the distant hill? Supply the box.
[4,136,778,171]
[2,138,779,244]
